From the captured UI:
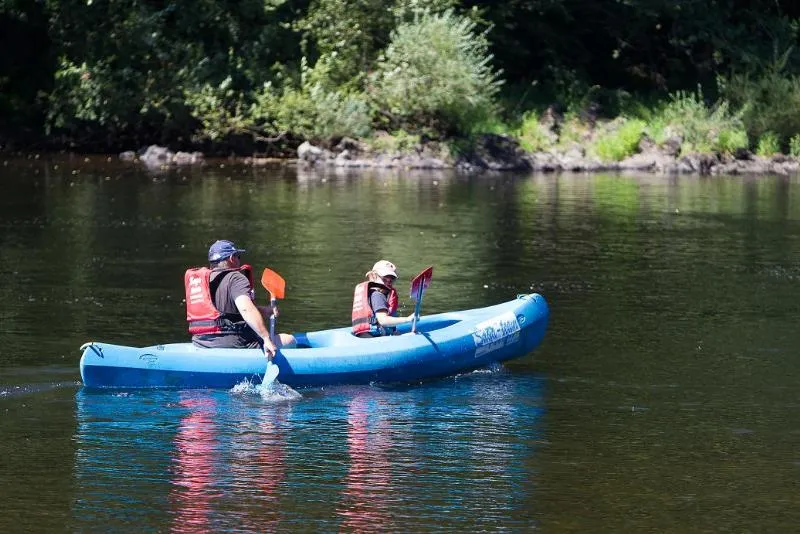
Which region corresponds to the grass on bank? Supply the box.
[296,84,799,164]
[756,131,780,156]
[790,134,800,157]
[590,119,646,161]
[504,89,754,162]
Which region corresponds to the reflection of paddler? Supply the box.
[229,407,288,530]
[170,394,218,534]
[251,408,287,532]
[258,409,287,515]
[337,394,394,531]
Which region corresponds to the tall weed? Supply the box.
[721,66,800,145]
[516,111,554,152]
[591,119,646,161]
[789,134,800,157]
[648,89,748,155]
[366,130,421,152]
[756,131,780,156]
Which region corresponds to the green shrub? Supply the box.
[516,111,554,152]
[756,131,780,156]
[648,89,747,155]
[184,77,253,140]
[366,130,421,152]
[557,114,590,147]
[369,9,502,135]
[43,0,291,137]
[721,69,800,147]
[716,128,749,155]
[643,113,669,146]
[591,119,646,161]
[185,64,372,142]
[295,0,457,89]
[47,59,111,129]
[308,89,372,140]
[789,134,800,157]
[273,87,371,141]
[250,57,373,141]
[470,116,512,136]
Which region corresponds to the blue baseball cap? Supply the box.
[208,239,246,262]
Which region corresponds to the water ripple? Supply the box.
[68,374,545,531]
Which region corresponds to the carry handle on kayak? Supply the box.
[260,267,286,386]
[409,266,433,334]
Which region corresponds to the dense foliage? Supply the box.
[1,0,799,153]
[369,10,502,134]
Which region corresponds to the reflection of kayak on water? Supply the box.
[72,375,547,530]
[73,389,294,531]
[79,294,549,389]
[338,394,394,531]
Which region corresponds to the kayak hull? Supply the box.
[79,294,549,389]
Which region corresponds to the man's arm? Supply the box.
[235,294,278,357]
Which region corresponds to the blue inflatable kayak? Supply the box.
[79,294,549,389]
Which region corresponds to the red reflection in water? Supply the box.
[337,395,394,532]
[170,395,218,534]
[258,414,286,511]
[230,409,287,531]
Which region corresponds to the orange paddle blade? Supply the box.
[261,268,286,299]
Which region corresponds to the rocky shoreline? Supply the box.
[294,135,800,176]
[124,134,800,176]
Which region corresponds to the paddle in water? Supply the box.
[260,267,286,387]
[409,266,433,333]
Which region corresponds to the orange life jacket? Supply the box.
[185,265,254,335]
[351,281,398,336]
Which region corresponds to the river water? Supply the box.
[0,155,798,532]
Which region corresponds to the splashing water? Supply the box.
[257,382,303,401]
[230,378,303,402]
[452,362,504,380]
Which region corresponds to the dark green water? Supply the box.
[1,156,799,532]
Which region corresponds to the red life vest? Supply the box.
[185,264,254,335]
[351,281,399,336]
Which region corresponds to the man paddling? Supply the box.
[184,240,296,358]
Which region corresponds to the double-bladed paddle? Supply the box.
[260,268,286,386]
[409,266,433,333]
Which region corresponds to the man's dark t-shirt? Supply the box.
[192,270,260,349]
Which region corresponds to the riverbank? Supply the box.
[294,136,800,176]
[105,134,800,177]
[5,1,800,181]
[6,103,800,177]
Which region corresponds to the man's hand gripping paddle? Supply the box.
[260,268,286,386]
[409,266,433,334]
